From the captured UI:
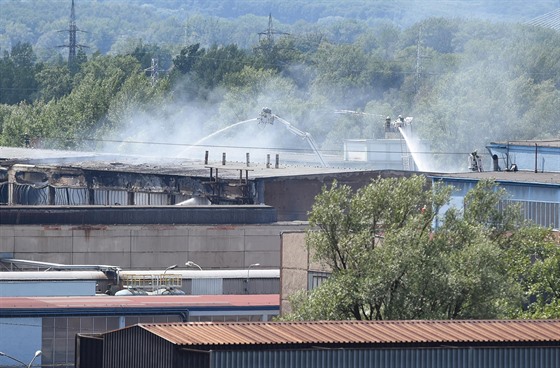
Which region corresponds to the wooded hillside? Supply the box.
[0,1,558,171]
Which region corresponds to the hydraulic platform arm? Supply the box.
[273,115,327,167]
[258,108,327,167]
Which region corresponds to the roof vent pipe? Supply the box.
[534,143,538,173]
[492,154,501,171]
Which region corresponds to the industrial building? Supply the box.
[2,139,559,367]
[487,140,560,173]
[0,266,280,297]
[76,319,560,368]
[0,145,379,367]
[0,260,280,367]
[430,171,560,230]
[1,294,278,368]
[0,146,410,221]
[0,145,411,271]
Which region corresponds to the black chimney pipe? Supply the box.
[534,143,538,173]
[492,154,501,171]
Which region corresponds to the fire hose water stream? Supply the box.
[176,109,327,167]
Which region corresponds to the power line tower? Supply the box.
[145,58,159,87]
[414,26,430,93]
[258,14,289,43]
[58,0,88,64]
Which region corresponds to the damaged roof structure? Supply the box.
[0,146,411,223]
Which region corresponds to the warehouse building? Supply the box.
[487,140,560,173]
[76,319,560,368]
[430,171,560,229]
[1,294,279,368]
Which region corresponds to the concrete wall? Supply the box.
[280,231,330,315]
[261,170,413,221]
[0,223,308,270]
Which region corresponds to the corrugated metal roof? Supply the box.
[139,320,560,346]
[526,8,560,32]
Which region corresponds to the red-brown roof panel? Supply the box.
[0,294,278,309]
[140,319,560,346]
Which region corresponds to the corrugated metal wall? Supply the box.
[503,199,560,229]
[103,327,174,368]
[186,278,280,295]
[0,205,278,225]
[192,279,223,295]
[75,334,103,368]
[223,278,279,294]
[175,349,210,368]
[210,347,560,368]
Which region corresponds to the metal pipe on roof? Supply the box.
[0,258,120,272]
[0,306,191,320]
[0,271,107,280]
[535,143,538,173]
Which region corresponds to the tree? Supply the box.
[283,177,556,321]
[35,63,73,101]
[130,42,173,73]
[253,36,302,74]
[311,42,372,106]
[0,42,39,104]
[501,226,560,318]
[191,44,248,92]
[172,44,203,75]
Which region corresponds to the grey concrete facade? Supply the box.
[280,231,330,315]
[1,223,308,270]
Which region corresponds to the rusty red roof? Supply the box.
[139,319,560,346]
[0,294,278,310]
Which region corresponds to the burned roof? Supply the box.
[0,146,365,180]
[137,319,560,346]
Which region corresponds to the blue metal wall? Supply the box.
[431,177,560,229]
[211,347,560,368]
[488,143,560,173]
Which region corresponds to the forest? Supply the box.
[0,0,559,171]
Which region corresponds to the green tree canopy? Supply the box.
[284,177,559,321]
[0,42,40,104]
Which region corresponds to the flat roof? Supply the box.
[430,171,560,185]
[490,140,560,148]
[0,269,279,280]
[0,294,278,311]
[0,146,367,180]
[136,319,560,346]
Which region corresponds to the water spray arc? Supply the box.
[175,118,258,158]
[258,108,327,167]
[178,109,327,167]
[191,119,259,147]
